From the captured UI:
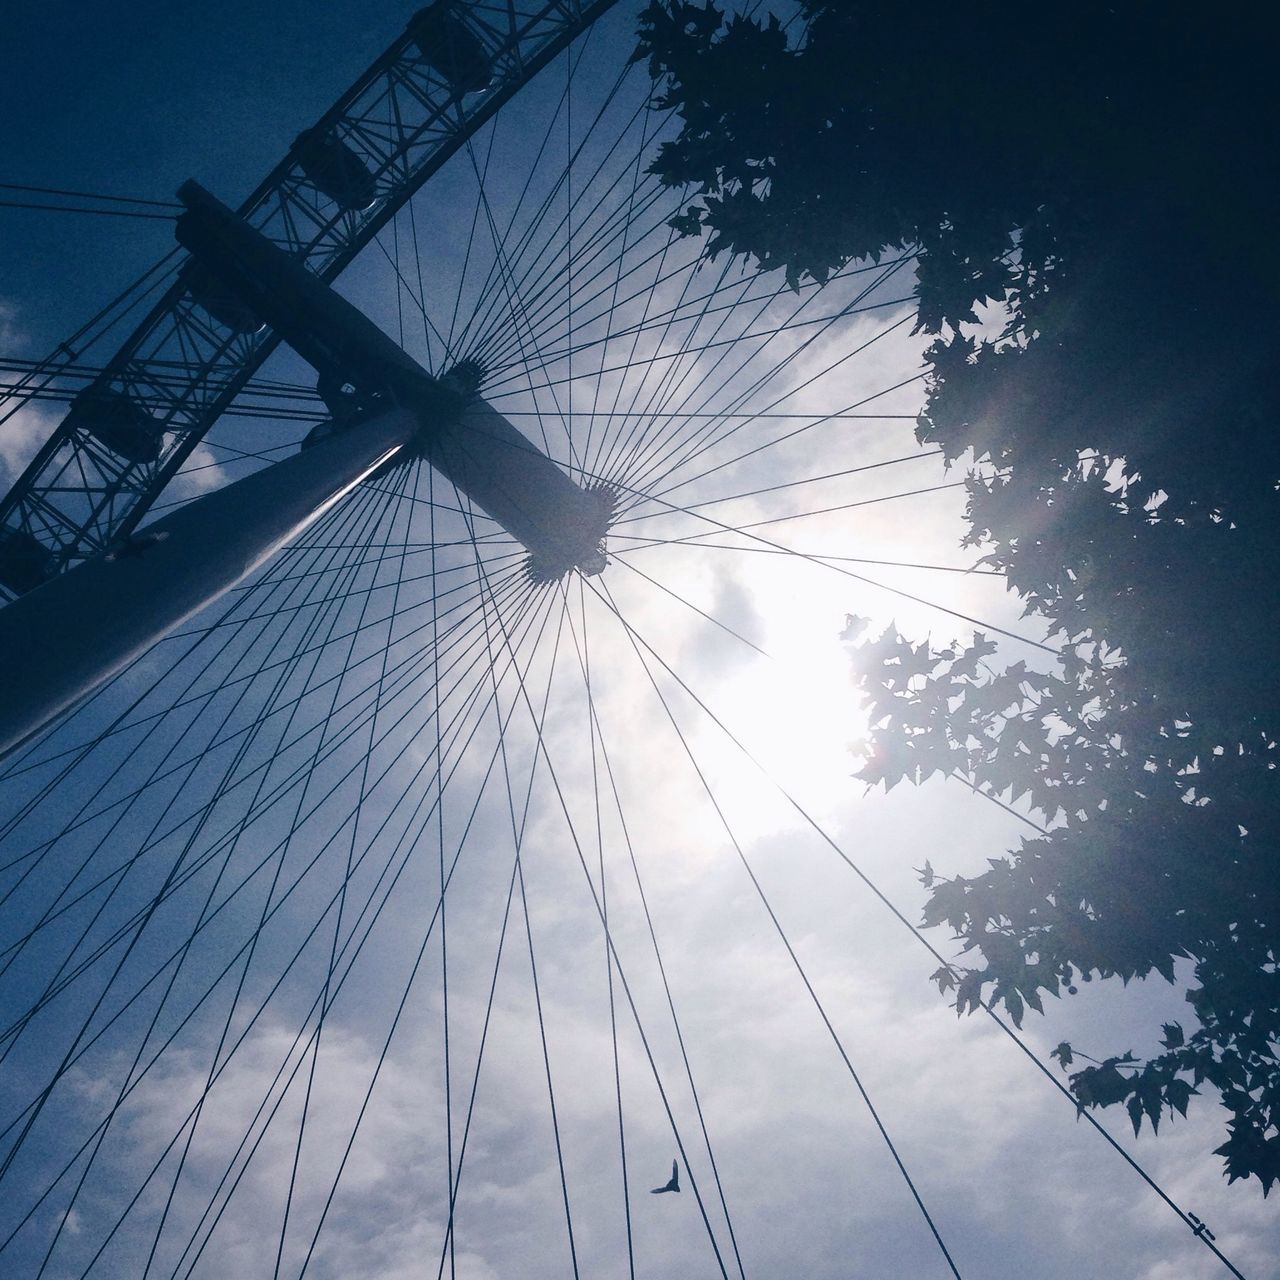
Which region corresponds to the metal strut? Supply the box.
[0,181,613,760]
[172,181,615,579]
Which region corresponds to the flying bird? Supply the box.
[650,1159,680,1194]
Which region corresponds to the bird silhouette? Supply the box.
[650,1159,680,1194]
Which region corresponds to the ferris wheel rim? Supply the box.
[0,0,625,597]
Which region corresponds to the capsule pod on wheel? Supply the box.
[292,127,378,211]
[0,526,56,596]
[183,261,266,334]
[65,388,167,465]
[406,2,492,93]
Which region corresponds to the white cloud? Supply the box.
[167,438,231,499]
[0,398,56,488]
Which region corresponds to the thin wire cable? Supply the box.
[0,197,175,220]
[587,575,1249,1280]
[600,580,964,1279]
[0,181,181,208]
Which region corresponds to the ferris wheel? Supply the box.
[0,3,1264,1277]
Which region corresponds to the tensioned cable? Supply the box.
[28,477,407,1275]
[0,480,372,851]
[0,181,180,209]
[473,542,582,1279]
[566,33,574,457]
[470,178,675,379]
[0,563,536,1043]
[607,551,1042,844]
[134,479,422,1278]
[0,545,389,989]
[0,483,392,1012]
[0,197,175,220]
[597,254,864,491]
[0,478,391,903]
[600,471,1056,654]
[467,171,675,381]
[0,249,182,433]
[461,102,665,368]
[371,230,451,360]
[465,140,567,462]
[466,565,759,1280]
[16,547,560,1269]
[483,278,911,389]
[428,465,457,1280]
[332,413,1052,663]
[620,246,1006,503]
[611,536,1001,577]
[648,232,1027,489]
[463,574,738,1279]
[451,30,624,364]
[585,185,716,485]
[608,557,769,659]
[486,282,868,407]
[598,577,965,1277]
[407,184,440,374]
[480,240,887,376]
[0,579,555,1271]
[0,504,524,1013]
[572,576,637,1280]
[482,293,912,403]
[472,193,727,379]
[612,449,946,523]
[637,377,930,505]
[269,463,415,1279]
[158,588,560,1277]
[0,548,526,862]
[586,575,1249,1280]
[290,701,540,1278]
[614,263,918,502]
[408,486,579,1274]
[498,410,918,419]
[290,699,537,1279]
[564,578,746,1280]
[0,478,407,1196]
[611,256,921,497]
[597,246,910,489]
[0,557,531,920]
[463,0,786,382]
[631,479,971,531]
[0,384,325,425]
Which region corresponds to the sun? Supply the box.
[680,561,875,843]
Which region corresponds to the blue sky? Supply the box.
[0,3,1276,1278]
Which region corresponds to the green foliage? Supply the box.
[850,624,1279,1189]
[638,0,1279,1190]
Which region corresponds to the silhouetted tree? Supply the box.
[637,0,1280,1190]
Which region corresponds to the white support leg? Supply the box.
[0,406,419,761]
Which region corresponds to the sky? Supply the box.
[0,2,1276,1278]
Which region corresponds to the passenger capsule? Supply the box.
[0,526,56,596]
[66,388,167,465]
[406,3,493,93]
[184,261,266,334]
[293,127,377,211]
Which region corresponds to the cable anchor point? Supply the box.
[1187,1212,1216,1242]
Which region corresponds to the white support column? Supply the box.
[0,406,419,762]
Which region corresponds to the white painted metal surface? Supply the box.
[0,406,419,761]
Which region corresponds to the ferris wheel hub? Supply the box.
[174,181,615,582]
